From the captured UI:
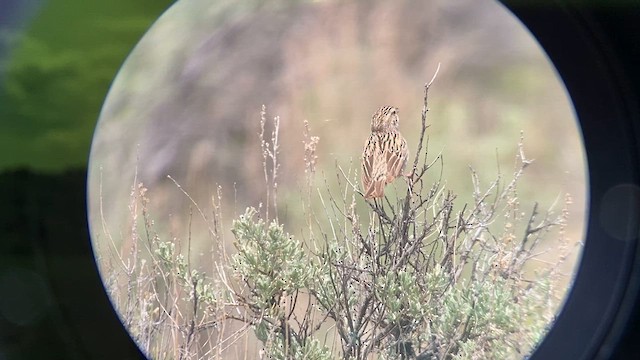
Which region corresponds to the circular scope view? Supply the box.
[88,0,587,358]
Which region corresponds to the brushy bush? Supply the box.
[95,73,574,359]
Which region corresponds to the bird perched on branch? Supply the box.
[361,105,409,199]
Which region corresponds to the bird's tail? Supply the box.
[364,176,386,199]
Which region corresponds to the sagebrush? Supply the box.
[95,75,574,359]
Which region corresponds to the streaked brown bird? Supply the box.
[361,105,409,199]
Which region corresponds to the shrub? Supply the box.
[95,72,574,359]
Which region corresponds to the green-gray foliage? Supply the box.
[232,207,314,310]
[231,207,332,359]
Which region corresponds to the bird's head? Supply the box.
[371,106,399,132]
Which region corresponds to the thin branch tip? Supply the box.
[427,63,441,89]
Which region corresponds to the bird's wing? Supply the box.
[385,132,408,183]
[362,134,376,195]
[362,134,387,198]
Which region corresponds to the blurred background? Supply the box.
[87,0,586,274]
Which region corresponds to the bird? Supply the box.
[361,105,409,199]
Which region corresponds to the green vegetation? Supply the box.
[0,0,174,171]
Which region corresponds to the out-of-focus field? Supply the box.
[88,0,586,353]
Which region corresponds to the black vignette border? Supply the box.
[501,1,640,360]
